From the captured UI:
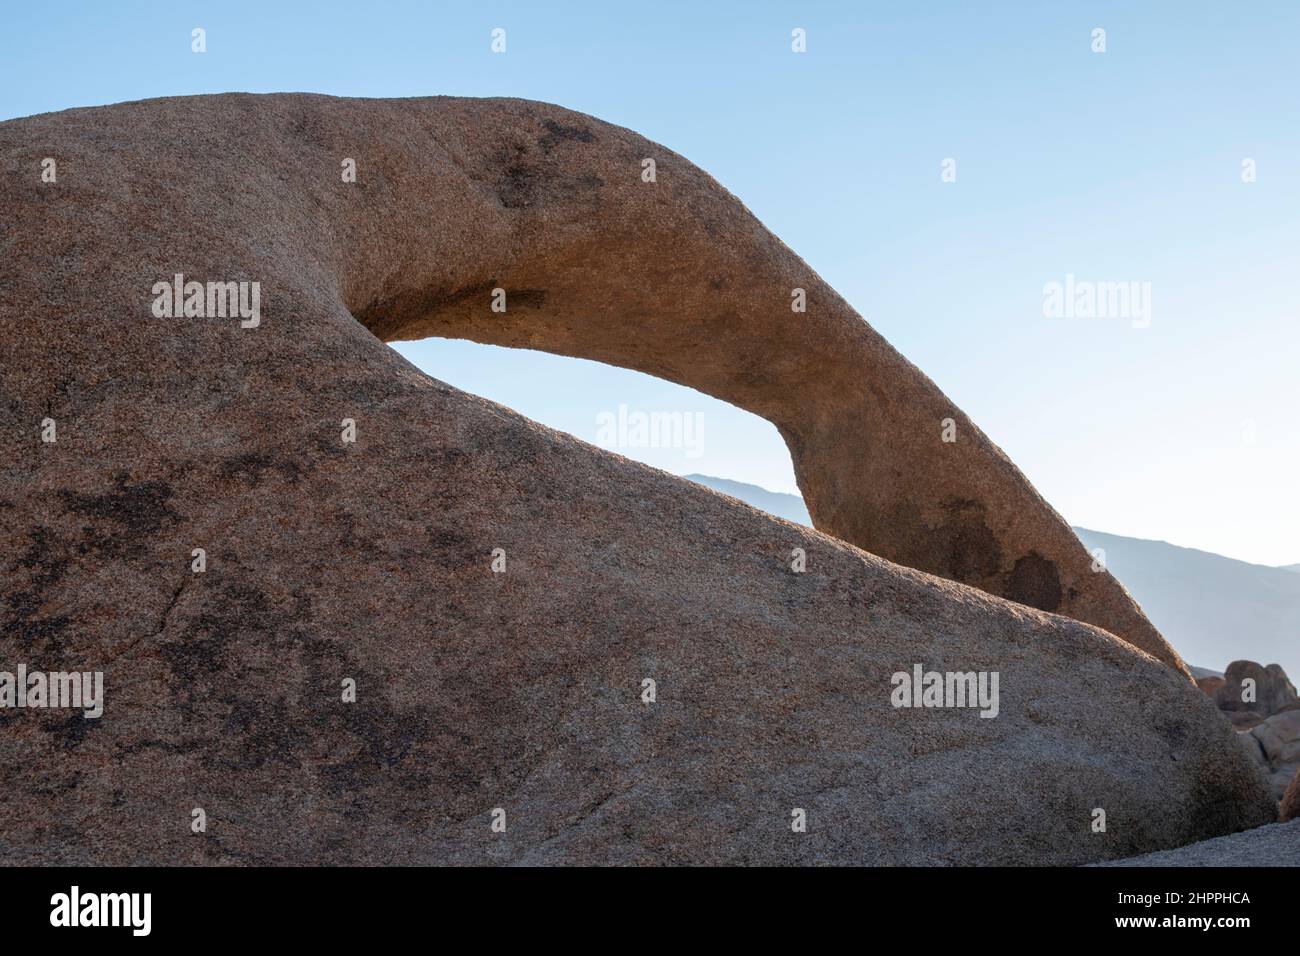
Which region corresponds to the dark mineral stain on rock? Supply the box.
[216,452,301,487]
[426,527,479,570]
[938,497,1003,584]
[5,528,73,654]
[1006,551,1063,612]
[539,119,595,149]
[509,289,548,309]
[60,474,179,549]
[496,161,541,208]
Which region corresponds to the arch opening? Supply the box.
[389,337,805,521]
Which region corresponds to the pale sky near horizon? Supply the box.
[4,1,1297,566]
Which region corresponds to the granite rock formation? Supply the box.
[1214,660,1298,722]
[1252,710,1300,801]
[1,94,1266,865]
[0,92,1181,670]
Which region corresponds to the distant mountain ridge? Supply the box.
[685,474,1300,678]
[683,474,811,526]
[1070,528,1300,679]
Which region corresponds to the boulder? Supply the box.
[1282,770,1300,822]
[1251,710,1300,766]
[1237,731,1269,769]
[1215,660,1298,717]
[0,94,1261,866]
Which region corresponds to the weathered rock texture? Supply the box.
[0,94,1263,865]
[1095,819,1300,867]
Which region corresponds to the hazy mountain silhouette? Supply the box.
[684,474,812,525]
[686,474,1300,677]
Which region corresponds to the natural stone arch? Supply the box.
[4,93,1272,869]
[0,92,1178,674]
[325,96,1182,674]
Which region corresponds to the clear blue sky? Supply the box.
[4,1,1297,565]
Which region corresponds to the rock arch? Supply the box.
[3,92,1179,673]
[2,93,1271,868]
[324,96,1182,674]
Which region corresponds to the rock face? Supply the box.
[0,94,1265,865]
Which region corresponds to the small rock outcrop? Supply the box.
[1209,662,1300,802]
[1253,710,1300,765]
[1214,660,1299,719]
